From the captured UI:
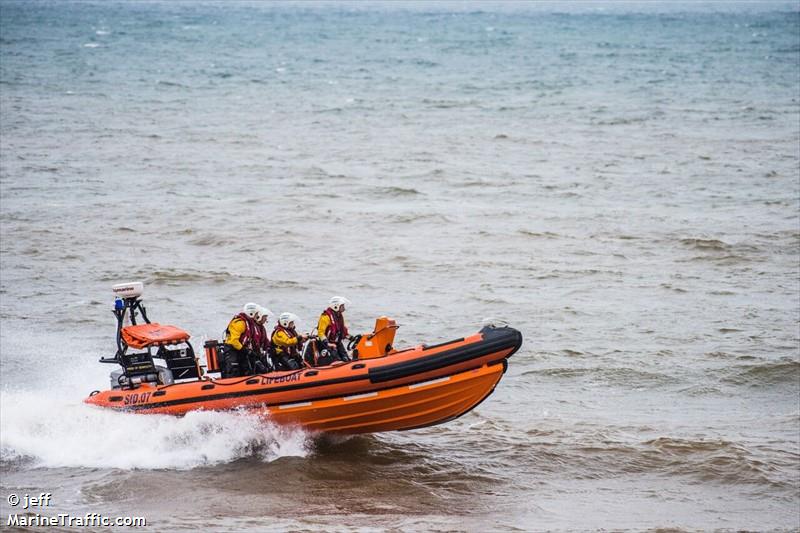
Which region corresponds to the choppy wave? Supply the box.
[522,366,679,387]
[677,238,764,264]
[388,213,453,224]
[459,421,798,491]
[719,359,800,387]
[421,98,478,109]
[0,390,311,470]
[678,384,724,396]
[187,234,237,247]
[367,186,423,198]
[680,238,734,251]
[634,436,793,487]
[518,230,560,239]
[100,268,266,286]
[705,350,757,360]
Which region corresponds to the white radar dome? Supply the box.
[112,282,144,299]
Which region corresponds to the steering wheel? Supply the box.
[347,334,362,352]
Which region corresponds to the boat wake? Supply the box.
[0,389,311,470]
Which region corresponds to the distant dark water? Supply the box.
[1,1,798,530]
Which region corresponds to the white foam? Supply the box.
[0,389,311,470]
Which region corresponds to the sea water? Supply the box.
[1,1,798,530]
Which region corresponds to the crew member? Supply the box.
[272,312,308,370]
[251,306,273,373]
[317,296,351,362]
[221,302,260,378]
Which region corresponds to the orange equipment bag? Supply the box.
[121,323,191,349]
[355,316,399,359]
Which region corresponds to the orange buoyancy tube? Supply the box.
[87,327,524,417]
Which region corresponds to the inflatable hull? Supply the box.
[85,325,523,434]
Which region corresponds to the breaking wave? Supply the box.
[0,389,311,470]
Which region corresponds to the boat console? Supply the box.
[101,282,201,390]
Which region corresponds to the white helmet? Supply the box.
[255,306,272,323]
[279,312,299,329]
[329,296,350,312]
[242,302,260,318]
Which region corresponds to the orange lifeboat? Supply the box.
[85,284,523,434]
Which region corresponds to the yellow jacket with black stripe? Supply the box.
[224,317,247,350]
[317,311,348,341]
[272,327,301,356]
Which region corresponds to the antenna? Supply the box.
[112,282,143,299]
[111,282,150,359]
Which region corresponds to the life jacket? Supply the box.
[225,313,258,350]
[322,308,348,343]
[255,323,271,354]
[272,324,300,357]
